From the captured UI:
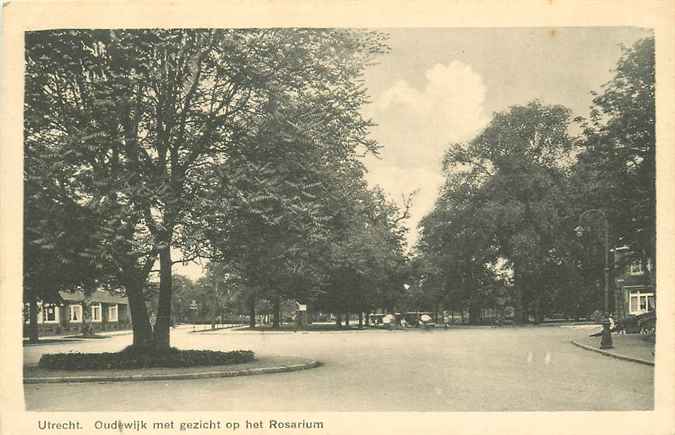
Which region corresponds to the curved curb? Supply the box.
[189,326,245,334]
[570,340,654,366]
[24,359,320,384]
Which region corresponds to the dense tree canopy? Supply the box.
[416,37,656,323]
[25,28,412,342]
[574,37,655,275]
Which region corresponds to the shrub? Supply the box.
[38,347,255,370]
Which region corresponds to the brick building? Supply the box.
[613,246,655,320]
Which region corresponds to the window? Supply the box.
[629,291,655,315]
[628,259,643,275]
[108,305,118,322]
[91,303,102,322]
[629,295,639,314]
[42,304,59,323]
[69,305,82,323]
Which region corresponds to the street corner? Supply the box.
[570,334,655,366]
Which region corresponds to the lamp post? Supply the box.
[576,209,613,349]
[575,209,610,317]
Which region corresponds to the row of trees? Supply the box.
[24,29,412,345]
[415,37,656,323]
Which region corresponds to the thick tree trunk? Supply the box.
[358,312,363,328]
[272,294,281,329]
[126,282,154,347]
[28,294,39,344]
[81,296,94,337]
[364,311,370,326]
[335,313,342,328]
[344,312,350,326]
[513,286,526,324]
[154,244,173,349]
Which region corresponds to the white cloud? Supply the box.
[364,61,489,247]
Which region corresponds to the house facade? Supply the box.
[613,246,655,320]
[23,289,131,337]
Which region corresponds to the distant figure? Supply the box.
[294,311,303,332]
[401,318,407,329]
[590,315,614,337]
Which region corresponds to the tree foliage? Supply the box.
[24,28,401,342]
[574,37,656,274]
[416,37,656,323]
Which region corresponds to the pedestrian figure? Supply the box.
[294,311,304,332]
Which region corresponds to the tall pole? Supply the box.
[603,221,609,316]
[576,209,610,317]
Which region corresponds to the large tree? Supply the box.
[318,186,411,324]
[25,29,388,346]
[420,101,577,323]
[574,36,656,279]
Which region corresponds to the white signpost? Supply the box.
[190,300,198,330]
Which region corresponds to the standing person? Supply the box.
[294,311,302,332]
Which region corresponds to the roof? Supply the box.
[58,289,128,305]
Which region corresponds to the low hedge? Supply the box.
[38,346,255,370]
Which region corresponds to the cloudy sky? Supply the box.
[360,27,651,249]
[176,27,650,279]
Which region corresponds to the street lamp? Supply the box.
[576,209,614,349]
[575,209,610,317]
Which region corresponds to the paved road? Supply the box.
[24,326,653,411]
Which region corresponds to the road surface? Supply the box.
[24,325,653,411]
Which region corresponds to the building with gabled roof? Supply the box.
[23,289,131,337]
[613,246,655,321]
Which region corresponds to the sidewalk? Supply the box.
[24,324,219,344]
[23,329,133,346]
[572,333,655,365]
